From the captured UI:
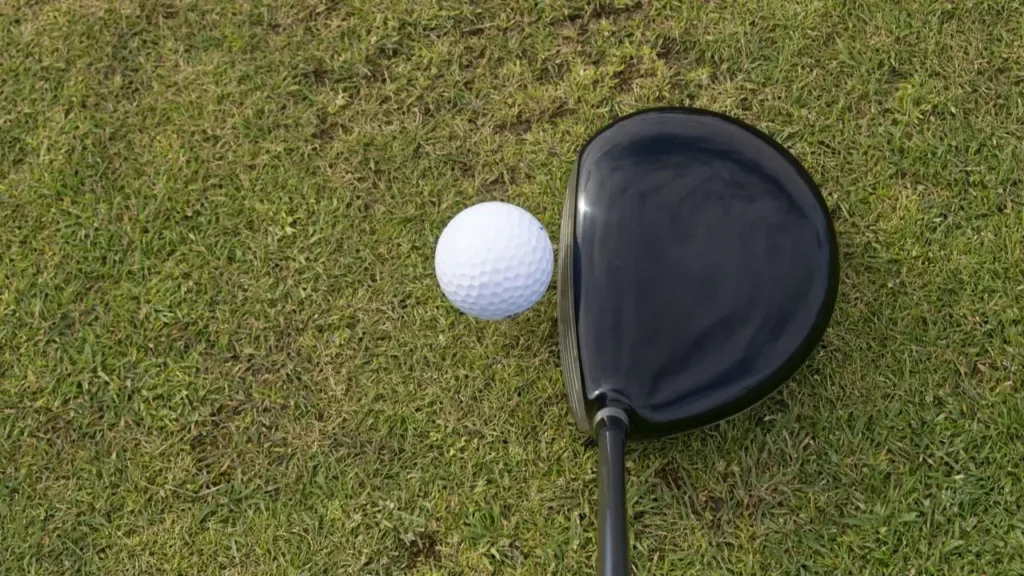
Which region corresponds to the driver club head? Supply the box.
[558,107,839,437]
[556,108,838,575]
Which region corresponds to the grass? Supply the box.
[1,0,1023,573]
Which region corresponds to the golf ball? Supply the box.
[435,202,553,320]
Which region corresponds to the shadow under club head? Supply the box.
[557,108,839,438]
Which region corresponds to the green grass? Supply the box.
[1,0,1023,573]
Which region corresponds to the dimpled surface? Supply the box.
[435,202,554,320]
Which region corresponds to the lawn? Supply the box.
[1,0,1023,573]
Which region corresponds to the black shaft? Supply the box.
[596,415,629,576]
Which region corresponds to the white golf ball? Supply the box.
[435,202,554,320]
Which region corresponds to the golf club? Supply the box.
[557,108,839,575]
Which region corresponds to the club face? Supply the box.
[558,108,839,438]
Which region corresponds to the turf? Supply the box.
[1,0,1023,573]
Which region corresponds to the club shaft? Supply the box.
[597,415,629,576]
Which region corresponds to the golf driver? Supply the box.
[558,108,839,575]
